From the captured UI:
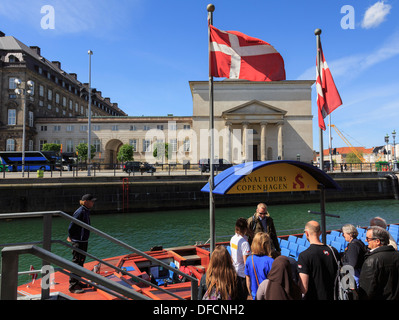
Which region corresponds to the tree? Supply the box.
[153,142,168,162]
[117,144,134,163]
[346,151,363,164]
[42,143,61,153]
[76,143,96,162]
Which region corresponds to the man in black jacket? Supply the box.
[358,226,399,300]
[67,194,96,293]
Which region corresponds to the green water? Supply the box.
[1,199,399,285]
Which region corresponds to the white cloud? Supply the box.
[361,1,392,29]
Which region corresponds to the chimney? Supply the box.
[52,61,61,69]
[30,46,41,56]
[69,73,78,80]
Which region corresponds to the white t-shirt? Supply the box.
[230,233,251,278]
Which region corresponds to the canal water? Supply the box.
[1,199,399,285]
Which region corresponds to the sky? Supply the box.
[0,0,398,152]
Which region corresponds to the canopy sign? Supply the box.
[226,163,320,194]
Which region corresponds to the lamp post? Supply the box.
[385,134,389,162]
[14,79,34,177]
[87,50,93,176]
[392,130,397,171]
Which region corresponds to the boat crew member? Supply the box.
[247,203,280,254]
[67,194,96,294]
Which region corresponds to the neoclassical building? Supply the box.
[35,80,315,165]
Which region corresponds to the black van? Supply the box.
[123,161,156,173]
[198,159,232,172]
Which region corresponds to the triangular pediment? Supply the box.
[222,100,287,116]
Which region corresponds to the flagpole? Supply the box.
[315,28,324,173]
[207,3,216,254]
[315,28,327,244]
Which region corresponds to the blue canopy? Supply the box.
[201,160,342,195]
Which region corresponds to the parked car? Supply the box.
[123,161,156,173]
[198,159,232,173]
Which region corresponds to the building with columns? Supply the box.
[35,79,315,165]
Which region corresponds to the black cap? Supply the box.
[82,194,97,201]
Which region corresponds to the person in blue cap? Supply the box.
[67,194,96,293]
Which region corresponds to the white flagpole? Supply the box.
[207,3,216,254]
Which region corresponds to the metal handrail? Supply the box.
[0,211,198,300]
[1,245,150,300]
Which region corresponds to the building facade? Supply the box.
[0,32,126,152]
[35,80,315,165]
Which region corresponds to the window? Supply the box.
[184,125,191,130]
[144,125,151,131]
[39,140,47,150]
[62,97,67,107]
[8,109,16,125]
[93,125,101,131]
[28,111,34,127]
[80,125,88,132]
[112,125,119,131]
[6,139,15,151]
[129,139,137,152]
[183,138,191,152]
[55,93,60,104]
[157,125,164,130]
[66,125,74,132]
[143,139,151,152]
[41,126,47,131]
[94,139,101,152]
[48,89,53,101]
[9,77,17,89]
[130,125,137,131]
[66,140,74,153]
[39,85,44,97]
[54,125,61,132]
[28,140,34,151]
[169,139,177,152]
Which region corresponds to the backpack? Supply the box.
[327,245,358,300]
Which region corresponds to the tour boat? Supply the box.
[16,223,399,300]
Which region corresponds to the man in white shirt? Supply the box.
[230,218,251,295]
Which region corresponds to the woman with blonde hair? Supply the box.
[245,232,274,299]
[201,245,246,300]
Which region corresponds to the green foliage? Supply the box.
[117,144,134,162]
[42,143,61,152]
[76,143,96,161]
[153,142,168,160]
[346,151,363,164]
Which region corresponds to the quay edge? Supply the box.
[0,172,397,215]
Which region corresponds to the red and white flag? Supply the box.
[316,44,342,131]
[209,25,286,81]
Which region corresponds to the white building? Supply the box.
[36,79,315,165]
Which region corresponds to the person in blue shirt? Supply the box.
[67,194,96,293]
[245,232,274,299]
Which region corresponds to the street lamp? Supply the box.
[14,78,34,177]
[87,50,93,176]
[385,134,389,162]
[392,130,397,171]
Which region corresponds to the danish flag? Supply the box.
[316,44,342,131]
[209,25,286,81]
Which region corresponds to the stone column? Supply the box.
[242,122,249,162]
[260,122,267,161]
[277,122,284,160]
[225,122,232,163]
